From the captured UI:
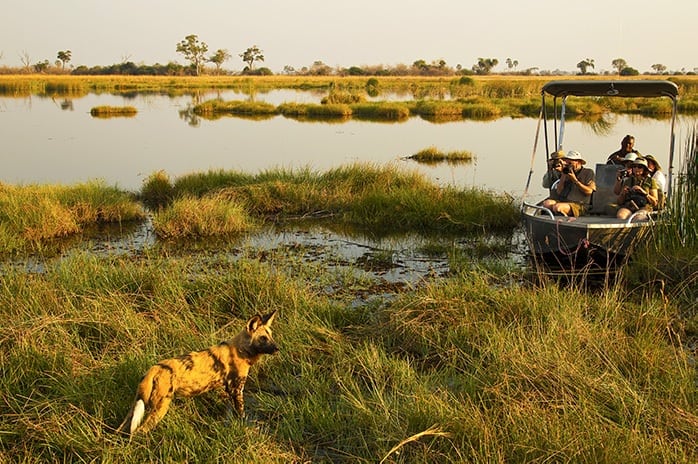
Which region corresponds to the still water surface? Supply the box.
[1,90,694,201]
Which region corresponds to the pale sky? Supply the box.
[2,0,696,74]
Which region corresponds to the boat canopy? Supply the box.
[542,80,678,99]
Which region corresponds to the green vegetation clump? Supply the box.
[0,181,144,254]
[408,146,475,164]
[321,90,366,104]
[277,102,352,120]
[307,103,352,118]
[140,163,518,236]
[89,105,138,117]
[152,195,256,239]
[351,102,411,120]
[193,99,277,116]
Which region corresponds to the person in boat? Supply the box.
[614,158,659,220]
[606,134,641,165]
[541,150,596,217]
[643,154,666,208]
[542,149,565,197]
[612,152,639,195]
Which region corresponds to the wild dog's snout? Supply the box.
[263,338,279,355]
[249,310,280,355]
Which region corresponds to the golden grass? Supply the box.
[89,105,138,118]
[152,194,256,239]
[0,182,144,253]
[1,74,695,98]
[407,146,475,164]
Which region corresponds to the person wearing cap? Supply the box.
[614,158,659,220]
[644,154,666,207]
[606,134,641,165]
[542,149,565,196]
[613,152,640,195]
[541,150,596,217]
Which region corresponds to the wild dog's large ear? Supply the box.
[246,315,263,333]
[262,310,277,327]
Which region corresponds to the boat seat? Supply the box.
[588,163,621,215]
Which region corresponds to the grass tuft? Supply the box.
[141,163,518,237]
[407,146,475,164]
[89,106,138,118]
[0,181,144,254]
[152,194,256,239]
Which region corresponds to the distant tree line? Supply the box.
[72,61,190,76]
[2,34,696,76]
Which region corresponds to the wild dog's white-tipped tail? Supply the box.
[130,399,145,435]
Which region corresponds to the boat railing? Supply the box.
[625,210,658,225]
[522,202,555,219]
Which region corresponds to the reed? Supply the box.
[626,124,698,306]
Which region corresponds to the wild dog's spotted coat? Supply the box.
[118,311,278,436]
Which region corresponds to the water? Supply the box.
[2,89,694,282]
[3,90,693,200]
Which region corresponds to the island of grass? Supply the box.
[89,105,138,118]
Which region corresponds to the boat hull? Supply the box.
[521,204,652,267]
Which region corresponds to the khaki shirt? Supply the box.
[558,167,595,204]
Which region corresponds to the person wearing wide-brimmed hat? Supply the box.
[541,150,596,217]
[613,152,640,196]
[644,154,666,207]
[614,158,659,220]
[542,149,565,196]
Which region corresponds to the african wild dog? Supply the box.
[118,311,278,436]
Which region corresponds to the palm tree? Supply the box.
[56,50,71,69]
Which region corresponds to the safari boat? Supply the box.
[520,80,679,269]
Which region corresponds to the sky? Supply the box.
[2,0,696,74]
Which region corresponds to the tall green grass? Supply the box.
[0,181,144,254]
[627,125,698,306]
[152,194,256,239]
[1,250,696,462]
[140,163,519,237]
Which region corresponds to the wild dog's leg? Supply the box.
[137,370,175,434]
[138,393,174,433]
[225,375,247,416]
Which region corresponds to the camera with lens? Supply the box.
[562,166,572,174]
[617,169,630,180]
